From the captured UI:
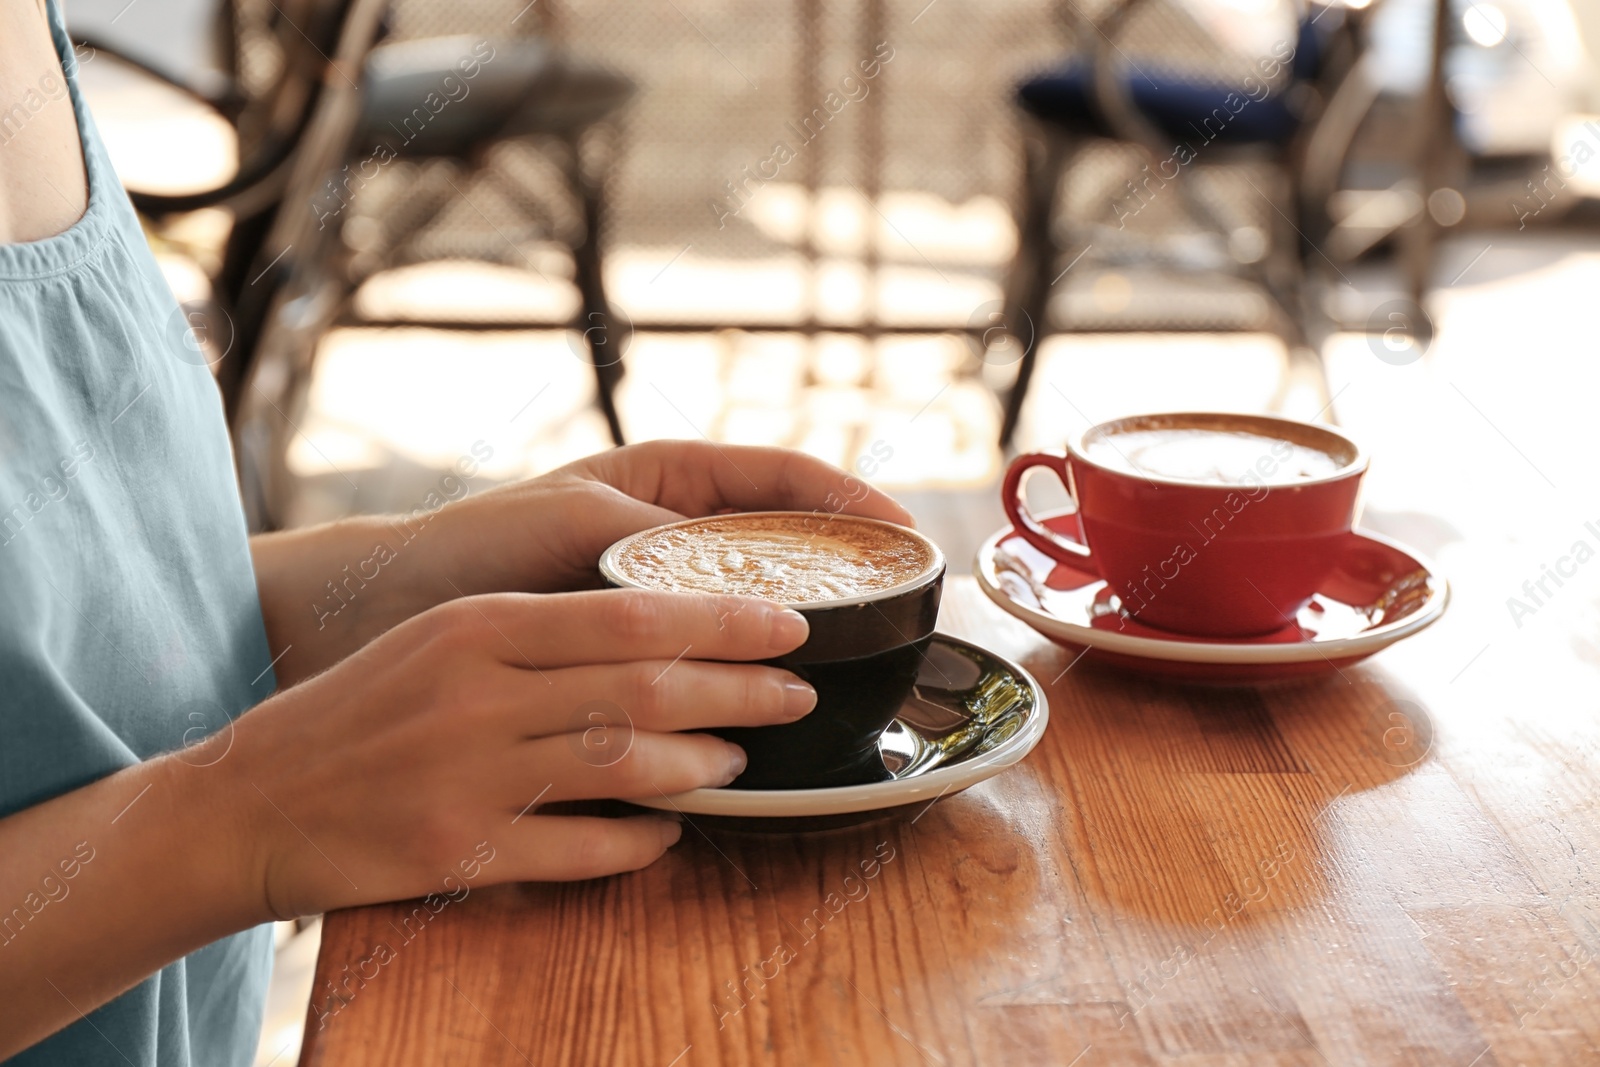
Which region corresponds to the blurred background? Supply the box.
[58,0,1600,1058]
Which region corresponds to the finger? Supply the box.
[515,729,747,803]
[508,660,815,736]
[502,814,683,881]
[439,588,809,669]
[577,440,916,527]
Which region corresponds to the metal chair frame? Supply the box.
[992,0,1455,448]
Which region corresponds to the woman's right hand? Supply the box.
[217,589,816,920]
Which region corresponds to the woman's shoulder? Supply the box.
[0,0,90,246]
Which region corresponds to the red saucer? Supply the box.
[974,510,1449,684]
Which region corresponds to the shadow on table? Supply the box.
[1010,645,1433,929]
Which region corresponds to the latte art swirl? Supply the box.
[608,514,938,604]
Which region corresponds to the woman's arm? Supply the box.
[2,585,814,1056]
[0,751,268,1059]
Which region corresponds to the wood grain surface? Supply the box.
[297,574,1600,1066]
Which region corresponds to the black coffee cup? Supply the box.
[599,512,945,790]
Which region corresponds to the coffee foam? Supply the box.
[1083,418,1351,486]
[608,514,937,603]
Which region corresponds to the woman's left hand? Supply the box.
[434,439,914,597]
[252,441,914,686]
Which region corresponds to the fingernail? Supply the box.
[768,609,809,652]
[781,679,817,720]
[659,819,683,848]
[719,743,748,787]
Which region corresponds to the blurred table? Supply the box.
[298,576,1600,1066]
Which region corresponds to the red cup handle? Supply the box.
[1001,452,1095,566]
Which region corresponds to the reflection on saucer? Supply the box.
[628,634,1048,826]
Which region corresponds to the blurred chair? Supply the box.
[992,0,1429,447]
[235,31,634,525]
[69,0,369,413]
[69,0,635,528]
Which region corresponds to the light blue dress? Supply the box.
[0,3,276,1063]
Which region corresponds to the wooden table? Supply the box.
[299,574,1600,1066]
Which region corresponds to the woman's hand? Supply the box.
[435,439,915,598]
[252,441,913,686]
[226,586,814,917]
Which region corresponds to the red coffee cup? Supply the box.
[1002,413,1368,637]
